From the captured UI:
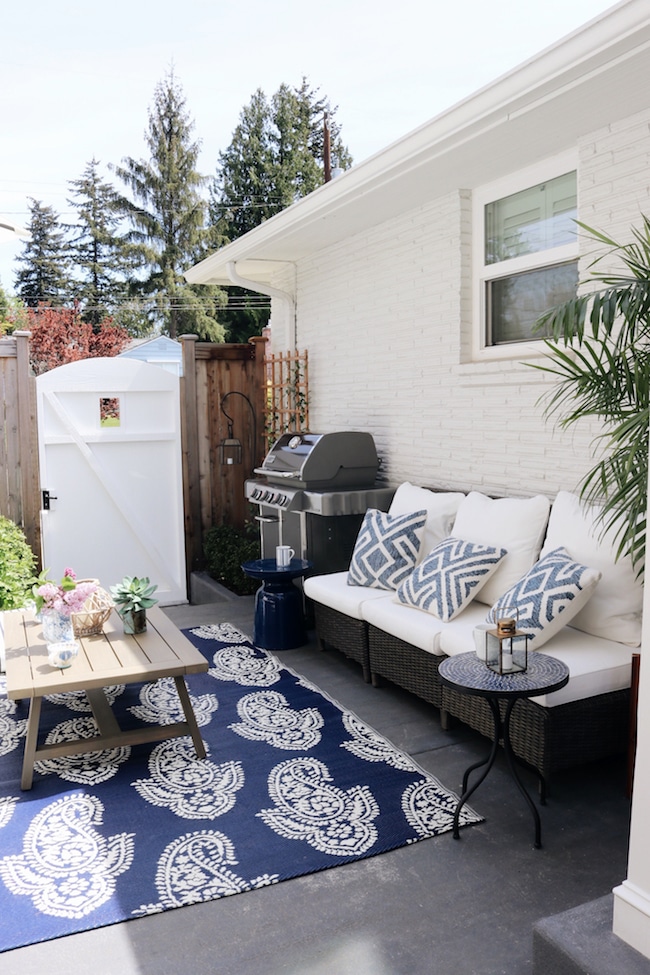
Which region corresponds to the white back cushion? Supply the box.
[540,491,643,646]
[451,492,551,606]
[389,483,465,562]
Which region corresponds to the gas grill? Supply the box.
[245,432,395,575]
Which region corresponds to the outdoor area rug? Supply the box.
[0,622,481,952]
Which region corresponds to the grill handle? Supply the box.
[253,468,297,478]
[255,514,280,524]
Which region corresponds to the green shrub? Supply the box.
[0,516,37,609]
[203,522,261,596]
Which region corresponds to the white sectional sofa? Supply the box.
[303,484,641,781]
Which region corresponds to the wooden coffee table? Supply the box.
[3,605,208,789]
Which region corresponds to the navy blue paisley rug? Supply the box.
[0,623,481,953]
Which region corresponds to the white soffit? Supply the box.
[185,0,650,287]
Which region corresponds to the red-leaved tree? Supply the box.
[27,306,130,375]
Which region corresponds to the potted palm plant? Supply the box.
[531,216,650,578]
[110,575,158,634]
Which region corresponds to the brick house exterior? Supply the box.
[187,2,650,505]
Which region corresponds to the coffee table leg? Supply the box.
[173,676,206,759]
[21,695,43,790]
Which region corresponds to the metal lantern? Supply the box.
[485,616,529,675]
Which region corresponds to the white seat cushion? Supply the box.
[438,603,635,707]
[540,491,643,646]
[362,597,445,655]
[304,572,392,620]
[528,631,636,706]
[451,492,550,606]
[437,603,494,657]
[389,483,465,562]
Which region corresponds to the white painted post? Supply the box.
[613,440,650,959]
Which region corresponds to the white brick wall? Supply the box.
[265,107,650,501]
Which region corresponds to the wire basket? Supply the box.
[71,580,114,637]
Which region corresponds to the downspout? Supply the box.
[226,261,297,349]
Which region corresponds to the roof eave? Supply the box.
[185,0,650,288]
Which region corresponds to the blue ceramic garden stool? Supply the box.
[242,558,312,651]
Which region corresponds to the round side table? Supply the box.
[439,651,569,849]
[242,558,312,651]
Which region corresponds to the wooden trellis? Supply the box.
[264,349,309,449]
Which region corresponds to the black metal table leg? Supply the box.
[439,653,569,848]
[502,698,542,848]
[453,698,501,839]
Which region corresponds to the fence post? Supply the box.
[180,335,202,584]
[249,335,268,466]
[14,331,41,567]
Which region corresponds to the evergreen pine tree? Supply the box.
[111,69,225,340]
[14,198,70,308]
[209,79,352,341]
[66,158,129,329]
[209,88,277,241]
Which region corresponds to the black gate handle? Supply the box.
[42,490,58,510]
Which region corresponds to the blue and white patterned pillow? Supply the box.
[395,537,507,621]
[347,508,427,590]
[486,547,602,648]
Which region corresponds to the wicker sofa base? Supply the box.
[367,624,630,781]
[367,624,444,708]
[441,683,630,782]
[312,602,371,682]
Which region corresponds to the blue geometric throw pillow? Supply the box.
[395,537,507,621]
[347,508,427,590]
[486,547,602,648]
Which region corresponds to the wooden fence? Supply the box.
[180,334,269,576]
[0,331,40,565]
[0,332,310,590]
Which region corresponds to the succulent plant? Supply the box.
[110,576,158,613]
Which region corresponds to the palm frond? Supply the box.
[531,218,650,576]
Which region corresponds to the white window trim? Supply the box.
[472,150,579,362]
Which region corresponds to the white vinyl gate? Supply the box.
[36,357,187,605]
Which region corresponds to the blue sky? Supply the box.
[0,0,617,293]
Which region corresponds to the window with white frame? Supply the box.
[474,160,578,354]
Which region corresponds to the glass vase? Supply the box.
[41,609,75,644]
[120,608,147,635]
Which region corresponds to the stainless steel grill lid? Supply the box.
[254,432,379,490]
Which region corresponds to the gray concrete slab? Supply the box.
[0,596,634,975]
[533,895,650,975]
